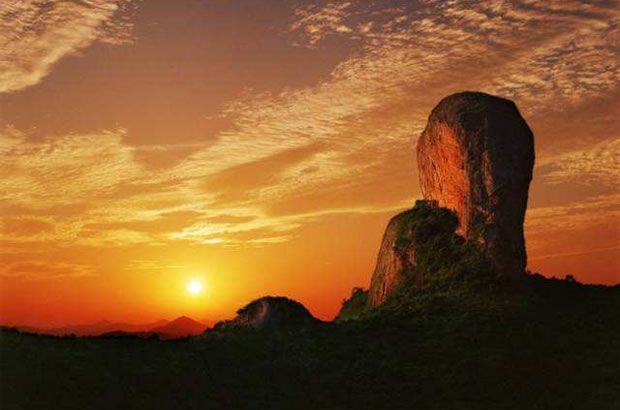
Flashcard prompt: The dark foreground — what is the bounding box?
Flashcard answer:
[2,276,619,410]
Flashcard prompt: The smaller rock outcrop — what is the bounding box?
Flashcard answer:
[214,296,321,331]
[367,209,420,307]
[366,200,465,307]
[335,287,368,321]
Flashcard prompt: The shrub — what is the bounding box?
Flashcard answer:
[336,288,369,321]
[402,200,491,281]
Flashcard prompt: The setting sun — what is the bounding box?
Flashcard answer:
[187,281,203,295]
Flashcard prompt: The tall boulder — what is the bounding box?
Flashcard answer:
[417,91,535,275]
[363,92,535,308]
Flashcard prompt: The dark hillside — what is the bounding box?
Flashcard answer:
[2,272,618,410]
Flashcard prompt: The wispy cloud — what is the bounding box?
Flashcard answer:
[290,1,355,46]
[524,192,619,272]
[290,0,619,111]
[0,260,94,280]
[0,122,408,249]
[125,259,186,271]
[529,246,620,262]
[168,202,407,247]
[539,138,620,186]
[0,127,144,208]
[0,0,137,93]
[526,193,620,234]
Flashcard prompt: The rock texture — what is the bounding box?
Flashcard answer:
[366,92,534,307]
[417,92,534,275]
[335,287,369,321]
[367,210,419,307]
[213,296,320,331]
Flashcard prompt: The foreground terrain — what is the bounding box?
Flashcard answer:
[2,275,619,410]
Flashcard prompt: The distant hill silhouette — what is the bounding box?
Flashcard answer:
[150,316,207,339]
[15,317,207,339]
[213,296,322,331]
[18,319,170,337]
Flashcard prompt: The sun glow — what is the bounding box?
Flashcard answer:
[187,280,203,295]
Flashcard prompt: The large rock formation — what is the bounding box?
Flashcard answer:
[364,92,534,308]
[417,92,534,275]
[213,296,321,331]
[367,210,419,307]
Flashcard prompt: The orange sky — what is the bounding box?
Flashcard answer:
[1,0,618,327]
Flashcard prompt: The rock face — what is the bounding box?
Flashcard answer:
[367,210,419,307]
[336,287,369,321]
[417,92,534,275]
[213,296,321,331]
[365,92,534,307]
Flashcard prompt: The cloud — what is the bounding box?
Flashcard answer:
[528,246,620,262]
[0,0,137,93]
[197,234,296,248]
[1,217,54,235]
[526,193,620,234]
[290,0,619,111]
[75,228,161,247]
[168,202,407,247]
[0,127,144,208]
[289,1,355,46]
[125,259,186,271]
[200,143,326,201]
[0,126,176,247]
[0,260,94,280]
[524,193,620,271]
[538,138,620,187]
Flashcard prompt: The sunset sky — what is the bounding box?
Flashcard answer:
[1,0,618,327]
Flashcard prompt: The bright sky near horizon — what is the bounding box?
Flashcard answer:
[1,0,618,327]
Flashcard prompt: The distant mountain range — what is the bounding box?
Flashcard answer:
[16,316,208,339]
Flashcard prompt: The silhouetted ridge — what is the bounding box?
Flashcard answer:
[150,316,206,339]
[214,296,320,331]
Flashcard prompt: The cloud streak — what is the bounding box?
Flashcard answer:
[0,260,94,280]
[0,0,137,93]
[539,138,620,187]
[290,0,619,110]
[0,127,143,208]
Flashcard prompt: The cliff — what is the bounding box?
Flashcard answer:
[417,92,535,275]
[364,92,535,308]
